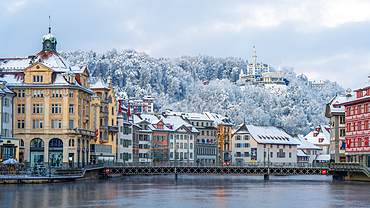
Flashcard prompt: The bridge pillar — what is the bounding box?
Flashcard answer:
[264,174,269,180]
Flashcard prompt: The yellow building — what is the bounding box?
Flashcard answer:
[2,30,96,168]
[90,74,118,163]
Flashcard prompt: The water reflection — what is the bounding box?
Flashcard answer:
[1,175,370,208]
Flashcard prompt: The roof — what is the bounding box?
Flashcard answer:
[235,124,300,145]
[90,73,110,90]
[297,149,308,157]
[326,94,351,116]
[204,112,233,126]
[0,58,31,72]
[304,125,330,146]
[140,114,161,124]
[160,115,199,133]
[292,135,322,150]
[184,113,212,121]
[315,154,330,161]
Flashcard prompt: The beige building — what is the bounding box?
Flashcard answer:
[90,73,118,163]
[2,30,96,168]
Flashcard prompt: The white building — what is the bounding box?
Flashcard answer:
[292,135,322,164]
[0,79,18,162]
[161,115,198,164]
[116,99,133,163]
[304,125,330,155]
[133,115,152,164]
[231,124,299,165]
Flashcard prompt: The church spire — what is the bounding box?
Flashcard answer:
[252,46,257,66]
[48,15,51,34]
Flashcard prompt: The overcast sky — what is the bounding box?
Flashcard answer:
[1,0,370,90]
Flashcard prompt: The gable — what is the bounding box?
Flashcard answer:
[23,62,54,84]
[23,62,53,73]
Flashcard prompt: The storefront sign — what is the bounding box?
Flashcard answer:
[251,148,257,162]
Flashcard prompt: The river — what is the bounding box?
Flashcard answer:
[0,175,370,208]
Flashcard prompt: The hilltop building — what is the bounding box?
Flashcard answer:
[239,49,286,85]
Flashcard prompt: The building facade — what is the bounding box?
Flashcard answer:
[3,31,95,168]
[336,79,370,166]
[231,124,299,165]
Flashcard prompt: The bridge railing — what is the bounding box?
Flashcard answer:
[95,162,328,168]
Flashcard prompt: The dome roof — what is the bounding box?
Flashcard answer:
[42,33,56,42]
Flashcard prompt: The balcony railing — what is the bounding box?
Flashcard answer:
[66,128,96,138]
[108,125,119,132]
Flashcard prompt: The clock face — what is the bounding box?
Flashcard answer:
[45,40,51,47]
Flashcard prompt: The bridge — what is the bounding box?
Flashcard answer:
[99,163,329,180]
[2,162,370,183]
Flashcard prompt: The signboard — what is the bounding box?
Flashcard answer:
[251,148,257,162]
[95,129,99,136]
[105,169,110,173]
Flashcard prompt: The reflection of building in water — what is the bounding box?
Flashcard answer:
[239,49,286,85]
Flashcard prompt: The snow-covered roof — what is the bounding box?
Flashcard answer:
[161,115,199,133]
[304,125,330,146]
[90,73,109,90]
[0,58,31,72]
[204,112,233,126]
[315,154,330,161]
[184,113,212,121]
[237,124,300,145]
[140,114,161,124]
[292,135,322,150]
[327,94,352,114]
[297,149,308,157]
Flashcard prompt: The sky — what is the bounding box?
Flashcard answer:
[1,0,370,90]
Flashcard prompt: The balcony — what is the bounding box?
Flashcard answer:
[108,125,119,132]
[66,128,97,138]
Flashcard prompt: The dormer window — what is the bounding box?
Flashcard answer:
[33,75,43,83]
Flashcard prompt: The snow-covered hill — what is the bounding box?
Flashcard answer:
[59,49,344,135]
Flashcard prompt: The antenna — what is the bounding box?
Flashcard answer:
[48,15,51,33]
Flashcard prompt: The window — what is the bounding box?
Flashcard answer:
[340,116,345,124]
[3,98,8,107]
[243,143,250,148]
[69,90,74,98]
[51,104,62,113]
[236,143,242,148]
[33,75,43,83]
[17,120,25,129]
[340,129,345,137]
[32,119,43,129]
[3,113,9,123]
[51,120,62,129]
[69,120,74,129]
[244,135,250,140]
[69,104,74,114]
[17,104,25,114]
[33,104,43,114]
[270,152,273,158]
[236,136,241,140]
[52,90,62,98]
[244,152,249,157]
[289,152,292,158]
[33,90,44,98]
[236,152,241,157]
[112,107,114,115]
[17,90,25,98]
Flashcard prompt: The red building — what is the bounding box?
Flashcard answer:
[336,85,370,166]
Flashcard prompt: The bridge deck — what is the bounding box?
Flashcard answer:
[104,166,328,175]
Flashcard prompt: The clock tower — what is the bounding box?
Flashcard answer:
[42,27,57,53]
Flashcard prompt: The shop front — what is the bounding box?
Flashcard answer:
[30,138,44,167]
[49,138,63,168]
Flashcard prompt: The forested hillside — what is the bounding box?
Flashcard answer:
[60,49,344,135]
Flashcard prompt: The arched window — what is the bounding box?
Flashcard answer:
[69,139,72,147]
[86,140,88,149]
[20,139,24,146]
[180,143,183,149]
[170,152,173,159]
[49,138,63,148]
[72,139,75,147]
[184,143,187,149]
[190,143,193,149]
[30,138,44,148]
[78,139,81,148]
